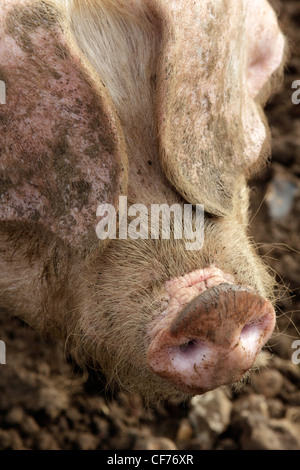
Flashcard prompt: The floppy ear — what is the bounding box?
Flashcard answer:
[246,0,286,101]
[155,0,285,216]
[0,0,127,253]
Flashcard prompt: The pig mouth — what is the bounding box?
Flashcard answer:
[147,266,276,395]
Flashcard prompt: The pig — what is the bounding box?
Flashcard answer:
[0,0,287,404]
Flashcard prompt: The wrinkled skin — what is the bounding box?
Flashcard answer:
[0,0,286,403]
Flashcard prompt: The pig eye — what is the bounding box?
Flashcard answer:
[203,210,217,221]
[201,208,223,222]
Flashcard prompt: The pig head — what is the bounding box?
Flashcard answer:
[0,0,286,403]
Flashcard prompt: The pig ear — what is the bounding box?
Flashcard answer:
[0,1,127,253]
[155,0,248,216]
[246,0,286,100]
[155,1,285,216]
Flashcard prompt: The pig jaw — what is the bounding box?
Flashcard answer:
[147,267,276,396]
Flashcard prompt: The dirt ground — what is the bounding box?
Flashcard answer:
[0,0,299,451]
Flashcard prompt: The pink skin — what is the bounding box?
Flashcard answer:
[147,266,276,395]
[149,266,235,339]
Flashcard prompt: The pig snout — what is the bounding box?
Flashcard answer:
[147,270,275,395]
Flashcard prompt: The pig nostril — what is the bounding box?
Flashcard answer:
[170,339,212,378]
[240,314,270,346]
[179,339,197,352]
[176,339,209,362]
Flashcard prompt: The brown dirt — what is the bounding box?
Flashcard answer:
[0,0,299,450]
